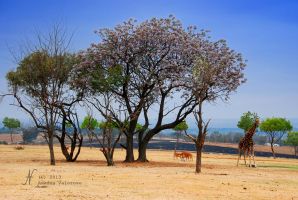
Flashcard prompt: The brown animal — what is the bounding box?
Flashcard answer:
[181,151,193,161]
[174,149,193,161]
[173,149,184,160]
[237,118,260,167]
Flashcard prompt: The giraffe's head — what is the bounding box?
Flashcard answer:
[255,118,260,126]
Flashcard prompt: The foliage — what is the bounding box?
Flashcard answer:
[98,120,117,129]
[173,121,188,131]
[285,132,298,146]
[237,111,259,132]
[2,117,20,129]
[97,120,143,132]
[81,115,98,130]
[260,118,292,134]
[4,25,82,165]
[260,117,293,158]
[135,123,144,131]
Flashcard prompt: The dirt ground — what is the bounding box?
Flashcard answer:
[0,145,297,200]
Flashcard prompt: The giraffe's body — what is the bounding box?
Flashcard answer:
[237,119,260,167]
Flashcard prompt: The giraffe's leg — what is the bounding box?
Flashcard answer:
[252,145,256,167]
[243,149,247,166]
[248,148,252,167]
[237,149,241,166]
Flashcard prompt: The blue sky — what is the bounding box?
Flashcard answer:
[0,0,298,128]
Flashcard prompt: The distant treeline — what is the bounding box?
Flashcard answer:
[166,131,273,145]
[0,128,286,146]
[205,131,268,145]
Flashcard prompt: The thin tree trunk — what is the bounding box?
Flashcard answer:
[270,142,276,159]
[195,145,202,173]
[124,135,134,162]
[48,134,56,165]
[10,130,13,144]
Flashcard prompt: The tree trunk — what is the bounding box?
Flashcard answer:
[270,142,276,159]
[107,154,114,166]
[124,135,134,162]
[104,152,114,166]
[48,135,56,165]
[195,145,203,173]
[295,146,297,157]
[137,140,149,162]
[72,137,83,162]
[10,130,13,144]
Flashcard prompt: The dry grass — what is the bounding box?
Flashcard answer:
[0,145,297,200]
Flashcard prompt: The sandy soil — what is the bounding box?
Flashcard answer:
[0,145,297,200]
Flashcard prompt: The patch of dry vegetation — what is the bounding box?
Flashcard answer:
[0,145,297,200]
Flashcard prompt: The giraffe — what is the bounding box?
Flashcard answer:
[237,118,260,167]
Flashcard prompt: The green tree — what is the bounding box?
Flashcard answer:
[81,115,98,130]
[237,111,259,132]
[260,117,293,158]
[285,132,298,156]
[173,120,189,132]
[2,117,21,144]
[4,25,81,165]
[173,120,189,150]
[81,115,98,148]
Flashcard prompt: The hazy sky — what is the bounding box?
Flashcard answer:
[0,0,297,127]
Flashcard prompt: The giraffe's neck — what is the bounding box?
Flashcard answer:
[246,122,257,139]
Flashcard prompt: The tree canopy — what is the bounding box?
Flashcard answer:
[260,118,292,133]
[237,111,259,132]
[81,115,98,130]
[72,16,246,162]
[173,120,189,131]
[286,132,298,146]
[2,117,20,129]
[285,132,298,156]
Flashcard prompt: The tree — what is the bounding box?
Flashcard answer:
[184,38,246,173]
[96,116,122,166]
[285,132,298,156]
[74,16,201,162]
[2,117,21,144]
[83,92,123,166]
[173,121,188,149]
[237,111,259,132]
[4,25,78,165]
[75,16,246,163]
[81,115,98,148]
[55,107,83,162]
[260,118,293,158]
